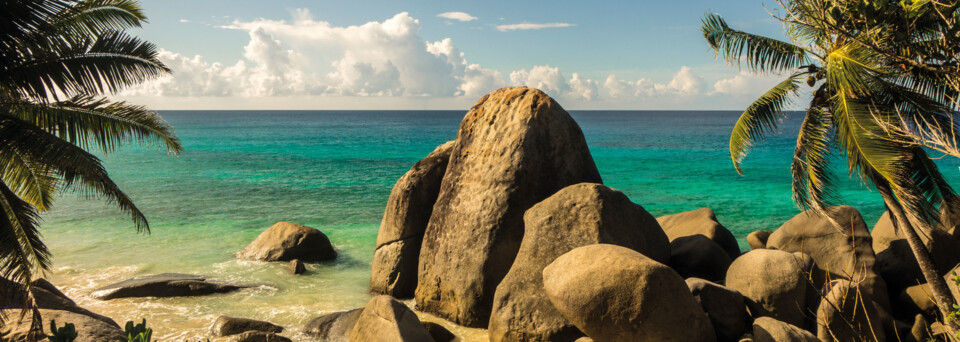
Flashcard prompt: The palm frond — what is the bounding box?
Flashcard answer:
[0,115,148,231]
[730,73,804,174]
[792,99,837,212]
[702,13,811,73]
[825,43,890,96]
[3,30,169,101]
[51,0,146,38]
[9,96,182,154]
[0,181,46,339]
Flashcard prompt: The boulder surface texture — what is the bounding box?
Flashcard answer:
[416,87,603,327]
[489,182,670,342]
[542,244,715,342]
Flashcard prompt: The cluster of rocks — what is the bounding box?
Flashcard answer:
[365,87,960,341]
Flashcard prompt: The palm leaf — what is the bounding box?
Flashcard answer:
[3,30,169,101]
[0,114,148,231]
[730,73,804,174]
[9,96,182,154]
[0,180,46,339]
[51,0,146,38]
[791,95,837,212]
[702,13,811,73]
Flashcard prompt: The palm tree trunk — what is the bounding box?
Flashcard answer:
[877,183,960,340]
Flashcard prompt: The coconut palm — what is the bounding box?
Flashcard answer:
[702,0,960,335]
[0,0,179,338]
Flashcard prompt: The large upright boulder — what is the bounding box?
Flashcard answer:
[725,250,812,328]
[669,235,731,282]
[1,278,124,342]
[657,208,741,259]
[237,222,336,262]
[489,183,670,342]
[416,87,603,327]
[542,244,715,342]
[766,206,885,303]
[370,141,454,297]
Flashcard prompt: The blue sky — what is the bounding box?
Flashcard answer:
[120,0,794,110]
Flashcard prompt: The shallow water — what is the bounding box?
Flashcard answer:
[41,110,960,341]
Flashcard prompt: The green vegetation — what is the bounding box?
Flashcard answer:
[46,320,77,342]
[0,0,179,337]
[124,319,153,342]
[702,0,960,336]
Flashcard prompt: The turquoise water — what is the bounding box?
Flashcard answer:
[41,110,960,341]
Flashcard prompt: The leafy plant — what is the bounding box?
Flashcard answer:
[702,0,960,336]
[0,0,179,337]
[46,319,77,342]
[124,319,152,342]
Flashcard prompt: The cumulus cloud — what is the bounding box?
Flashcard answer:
[126,10,734,108]
[710,71,787,98]
[496,22,574,32]
[437,11,477,22]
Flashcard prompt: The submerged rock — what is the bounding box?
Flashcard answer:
[349,295,434,342]
[1,278,124,342]
[288,259,305,275]
[657,208,741,259]
[542,244,715,342]
[210,316,283,337]
[237,222,336,262]
[416,87,603,327]
[91,273,253,300]
[489,183,670,342]
[370,141,454,298]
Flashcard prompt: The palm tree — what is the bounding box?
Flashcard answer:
[702,0,960,336]
[0,0,180,338]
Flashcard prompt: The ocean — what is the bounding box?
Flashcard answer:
[41,110,960,341]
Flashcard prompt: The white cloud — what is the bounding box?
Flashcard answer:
[437,11,477,22]
[179,19,189,23]
[496,22,574,32]
[711,71,787,97]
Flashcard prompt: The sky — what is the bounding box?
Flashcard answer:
[117,0,796,110]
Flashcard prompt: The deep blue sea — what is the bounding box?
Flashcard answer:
[40,110,960,340]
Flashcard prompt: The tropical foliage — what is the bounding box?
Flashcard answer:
[702,0,960,335]
[0,0,178,338]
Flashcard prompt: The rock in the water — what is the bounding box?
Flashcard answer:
[303,309,362,342]
[416,87,603,327]
[210,316,283,337]
[1,278,124,342]
[686,278,748,342]
[288,259,305,275]
[349,295,434,342]
[747,230,772,250]
[227,331,291,342]
[725,250,811,328]
[542,244,715,342]
[669,235,732,282]
[91,273,252,300]
[767,206,886,305]
[489,183,670,342]
[657,208,741,259]
[237,222,336,262]
[751,317,817,342]
[370,141,454,297]
[817,279,886,342]
[422,322,455,342]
